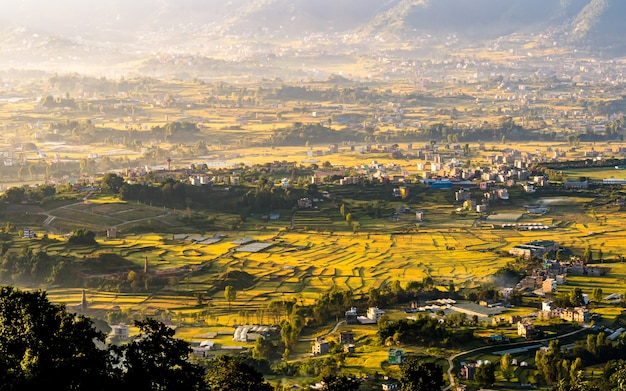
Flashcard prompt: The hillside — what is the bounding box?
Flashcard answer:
[1,0,626,76]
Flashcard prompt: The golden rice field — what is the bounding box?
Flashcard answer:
[22,186,626,343]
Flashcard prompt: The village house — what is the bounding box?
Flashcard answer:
[367,307,385,321]
[517,321,535,338]
[339,331,355,345]
[312,339,330,355]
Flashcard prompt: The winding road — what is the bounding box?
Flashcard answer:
[443,326,590,390]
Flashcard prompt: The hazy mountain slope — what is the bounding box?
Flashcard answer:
[569,0,626,50]
[216,0,398,36]
[361,0,589,39]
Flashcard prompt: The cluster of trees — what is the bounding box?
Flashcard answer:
[533,336,626,390]
[0,247,74,285]
[0,184,56,204]
[269,123,354,146]
[0,285,454,391]
[366,277,448,309]
[377,314,473,347]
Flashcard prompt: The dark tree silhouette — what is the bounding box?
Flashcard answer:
[0,286,115,390]
[205,355,272,391]
[400,357,444,391]
[114,318,205,391]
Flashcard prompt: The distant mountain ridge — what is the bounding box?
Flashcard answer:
[0,0,624,49]
[1,0,626,75]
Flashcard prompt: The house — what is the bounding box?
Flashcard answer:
[542,278,557,293]
[509,240,558,259]
[111,324,129,341]
[367,307,385,321]
[22,228,35,239]
[517,321,535,338]
[297,198,313,208]
[460,363,477,380]
[106,227,117,239]
[561,307,590,323]
[344,344,355,353]
[345,307,359,324]
[339,331,355,345]
[388,348,405,364]
[382,383,399,391]
[312,339,330,355]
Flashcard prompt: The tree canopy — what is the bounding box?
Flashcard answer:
[399,357,444,391]
[0,286,114,391]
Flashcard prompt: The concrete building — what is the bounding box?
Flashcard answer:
[312,339,330,355]
[367,307,385,321]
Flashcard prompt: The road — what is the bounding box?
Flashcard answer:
[299,320,346,342]
[443,326,589,390]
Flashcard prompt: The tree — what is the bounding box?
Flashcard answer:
[475,362,496,388]
[399,357,444,391]
[225,285,237,310]
[583,246,593,263]
[205,355,272,391]
[345,213,352,225]
[100,173,125,194]
[592,288,603,303]
[68,228,97,245]
[569,288,585,307]
[501,353,514,381]
[0,286,115,390]
[3,187,25,204]
[114,318,205,391]
[321,374,361,391]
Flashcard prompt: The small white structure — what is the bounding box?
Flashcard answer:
[111,324,129,341]
[367,307,385,321]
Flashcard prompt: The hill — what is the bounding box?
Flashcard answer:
[1,0,626,76]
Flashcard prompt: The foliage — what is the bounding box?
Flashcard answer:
[113,318,205,391]
[0,286,114,390]
[377,314,459,347]
[320,374,361,391]
[474,362,496,388]
[311,287,353,324]
[500,353,513,381]
[100,173,126,193]
[68,228,97,245]
[399,357,444,391]
[205,355,272,391]
[224,285,237,310]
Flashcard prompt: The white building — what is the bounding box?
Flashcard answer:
[367,307,385,321]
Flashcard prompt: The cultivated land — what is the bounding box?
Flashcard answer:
[2,65,626,389]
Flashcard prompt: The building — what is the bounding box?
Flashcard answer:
[106,227,117,239]
[345,307,359,324]
[388,348,405,364]
[509,240,558,259]
[561,307,590,323]
[339,331,355,345]
[367,307,385,321]
[22,228,35,239]
[312,339,330,355]
[382,383,399,391]
[460,363,477,380]
[517,321,535,338]
[542,278,557,293]
[111,324,129,341]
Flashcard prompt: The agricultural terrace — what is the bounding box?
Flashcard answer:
[7,184,626,319]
